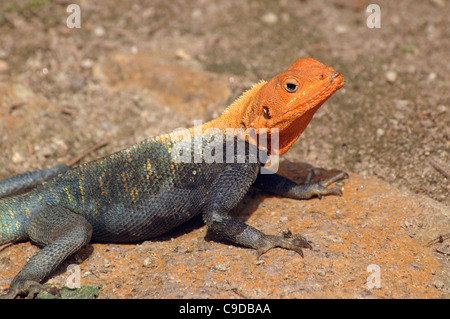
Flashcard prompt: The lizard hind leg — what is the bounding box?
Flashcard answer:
[1,206,92,299]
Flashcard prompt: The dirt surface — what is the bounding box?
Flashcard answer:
[1,167,448,299]
[0,0,448,299]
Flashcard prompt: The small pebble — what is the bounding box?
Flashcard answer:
[385,71,397,83]
[431,280,444,289]
[12,152,24,164]
[213,263,228,271]
[81,59,94,69]
[335,25,348,34]
[436,105,446,113]
[0,60,10,72]
[94,26,105,37]
[142,257,153,268]
[395,99,409,109]
[376,128,385,138]
[175,48,191,60]
[427,73,436,82]
[261,12,278,25]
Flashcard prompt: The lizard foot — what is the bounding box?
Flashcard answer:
[256,231,312,258]
[294,169,349,199]
[0,280,59,299]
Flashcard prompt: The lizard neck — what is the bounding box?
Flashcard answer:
[194,80,267,133]
[158,80,267,147]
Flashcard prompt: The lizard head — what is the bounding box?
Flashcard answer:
[245,57,344,155]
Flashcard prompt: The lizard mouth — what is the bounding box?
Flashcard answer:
[307,70,343,110]
[331,71,344,89]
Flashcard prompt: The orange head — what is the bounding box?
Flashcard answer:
[242,58,344,155]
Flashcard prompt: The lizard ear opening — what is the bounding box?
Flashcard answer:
[284,78,299,93]
[263,106,271,119]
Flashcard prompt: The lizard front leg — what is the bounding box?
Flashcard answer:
[253,169,348,200]
[1,205,92,299]
[202,163,311,258]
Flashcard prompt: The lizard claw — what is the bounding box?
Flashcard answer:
[256,233,312,259]
[0,280,58,299]
[292,170,349,200]
[319,171,349,188]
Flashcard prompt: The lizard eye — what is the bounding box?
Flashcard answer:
[263,106,271,119]
[284,78,299,93]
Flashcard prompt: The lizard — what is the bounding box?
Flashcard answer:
[0,57,346,298]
